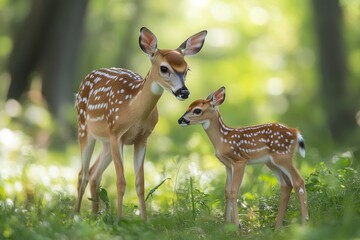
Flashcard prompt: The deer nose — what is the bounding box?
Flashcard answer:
[174,87,190,100]
[180,88,190,98]
[178,117,190,125]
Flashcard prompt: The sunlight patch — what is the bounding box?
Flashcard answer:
[5,99,22,117]
[48,165,60,178]
[266,77,284,96]
[207,28,238,48]
[188,0,209,8]
[134,209,140,216]
[188,161,201,176]
[14,181,23,192]
[0,128,22,150]
[249,6,269,25]
[211,2,233,22]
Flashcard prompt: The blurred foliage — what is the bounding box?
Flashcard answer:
[0,0,359,157]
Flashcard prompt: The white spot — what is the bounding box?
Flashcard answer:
[299,187,305,195]
[88,115,104,122]
[95,70,118,80]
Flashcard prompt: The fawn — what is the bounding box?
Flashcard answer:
[75,27,207,221]
[178,87,309,229]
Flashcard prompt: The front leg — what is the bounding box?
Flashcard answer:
[110,134,126,222]
[231,162,246,227]
[224,166,232,223]
[216,153,233,223]
[134,141,147,220]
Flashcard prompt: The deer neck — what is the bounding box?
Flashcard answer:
[130,70,163,120]
[203,110,232,149]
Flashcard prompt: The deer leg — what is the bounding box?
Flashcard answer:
[266,162,292,229]
[230,162,246,227]
[110,135,126,222]
[276,173,292,229]
[75,137,96,213]
[224,166,232,223]
[289,166,309,225]
[89,142,112,214]
[134,141,147,220]
[271,157,309,226]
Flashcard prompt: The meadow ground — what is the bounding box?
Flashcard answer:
[0,143,359,239]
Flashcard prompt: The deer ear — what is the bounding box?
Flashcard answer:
[139,27,158,55]
[178,30,207,56]
[208,87,226,107]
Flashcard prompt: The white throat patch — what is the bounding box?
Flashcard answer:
[151,82,164,96]
[202,120,210,130]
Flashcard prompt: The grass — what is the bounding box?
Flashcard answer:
[0,159,359,240]
[0,103,359,239]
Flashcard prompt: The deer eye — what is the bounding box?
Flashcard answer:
[160,66,169,74]
[193,109,202,115]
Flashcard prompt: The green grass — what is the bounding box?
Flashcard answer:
[0,103,359,239]
[0,160,359,240]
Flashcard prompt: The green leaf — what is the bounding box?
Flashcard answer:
[98,187,109,203]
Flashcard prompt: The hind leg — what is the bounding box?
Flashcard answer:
[289,166,309,224]
[75,136,96,213]
[266,162,292,229]
[270,156,309,226]
[89,142,112,213]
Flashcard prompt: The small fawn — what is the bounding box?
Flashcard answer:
[178,87,309,229]
[75,27,207,221]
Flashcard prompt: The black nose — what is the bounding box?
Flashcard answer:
[178,117,190,125]
[179,88,190,99]
[174,87,190,99]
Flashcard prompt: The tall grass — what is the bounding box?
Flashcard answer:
[0,157,359,239]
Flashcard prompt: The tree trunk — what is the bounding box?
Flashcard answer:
[40,0,88,119]
[7,0,88,144]
[7,0,59,100]
[312,0,355,141]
